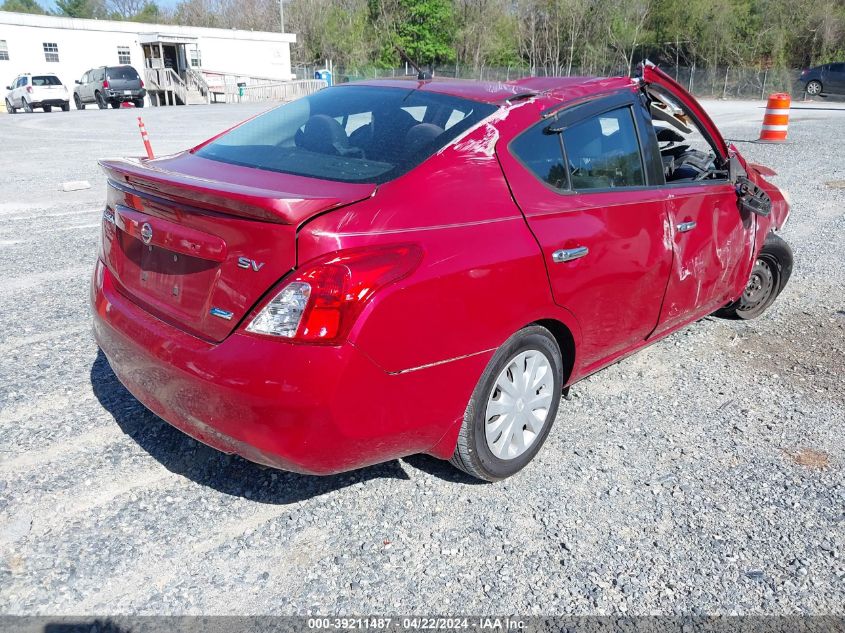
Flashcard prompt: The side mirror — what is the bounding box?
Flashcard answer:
[75,80,81,84]
[5,86,11,90]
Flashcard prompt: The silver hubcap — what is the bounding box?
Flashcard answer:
[485,350,554,460]
[807,82,821,95]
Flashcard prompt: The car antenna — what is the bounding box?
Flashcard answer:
[395,45,432,81]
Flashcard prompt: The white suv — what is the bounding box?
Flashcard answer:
[5,73,70,113]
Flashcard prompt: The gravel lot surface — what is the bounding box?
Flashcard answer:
[0,98,843,616]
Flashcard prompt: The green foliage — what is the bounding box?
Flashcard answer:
[394,0,456,69]
[168,0,845,75]
[0,0,45,14]
[128,1,161,22]
[53,0,101,18]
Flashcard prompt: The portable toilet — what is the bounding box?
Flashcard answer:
[315,69,333,87]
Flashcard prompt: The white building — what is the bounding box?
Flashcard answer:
[0,11,296,105]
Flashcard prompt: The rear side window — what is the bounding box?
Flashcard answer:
[107,66,139,80]
[829,63,845,73]
[509,122,568,190]
[32,75,61,86]
[195,86,496,184]
[563,107,644,190]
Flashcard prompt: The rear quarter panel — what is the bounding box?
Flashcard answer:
[297,106,581,374]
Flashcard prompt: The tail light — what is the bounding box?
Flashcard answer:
[140,79,145,88]
[103,79,110,89]
[26,86,32,93]
[246,245,423,344]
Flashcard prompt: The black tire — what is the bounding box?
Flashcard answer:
[61,101,70,112]
[5,98,15,114]
[714,232,793,320]
[95,92,107,109]
[43,105,52,113]
[134,98,145,108]
[450,325,563,481]
[805,80,823,97]
[74,94,84,110]
[110,101,120,109]
[22,98,33,113]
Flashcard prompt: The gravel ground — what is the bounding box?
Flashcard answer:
[0,99,843,616]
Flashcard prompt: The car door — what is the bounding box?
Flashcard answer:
[826,63,845,94]
[78,71,89,101]
[16,76,27,107]
[7,75,20,104]
[639,64,755,337]
[499,91,673,369]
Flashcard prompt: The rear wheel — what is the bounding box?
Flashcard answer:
[22,98,33,113]
[450,325,563,481]
[74,94,84,110]
[134,98,145,108]
[714,232,793,320]
[43,105,52,113]
[805,80,823,96]
[61,101,70,112]
[95,92,107,109]
[5,98,15,114]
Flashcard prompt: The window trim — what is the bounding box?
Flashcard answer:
[508,90,654,195]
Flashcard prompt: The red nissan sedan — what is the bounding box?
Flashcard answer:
[92,64,793,481]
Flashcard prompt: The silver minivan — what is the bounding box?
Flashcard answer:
[74,65,146,109]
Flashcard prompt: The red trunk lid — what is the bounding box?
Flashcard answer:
[99,153,376,342]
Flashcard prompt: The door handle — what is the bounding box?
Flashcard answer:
[552,246,589,263]
[676,221,697,233]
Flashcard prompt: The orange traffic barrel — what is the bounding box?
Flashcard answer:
[758,93,790,142]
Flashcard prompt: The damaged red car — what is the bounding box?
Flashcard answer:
[92,63,793,481]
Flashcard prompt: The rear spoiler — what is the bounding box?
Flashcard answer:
[99,157,371,225]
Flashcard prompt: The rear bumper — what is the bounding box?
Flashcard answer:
[91,259,480,474]
[105,89,146,101]
[32,98,68,107]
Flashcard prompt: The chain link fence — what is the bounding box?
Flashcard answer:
[293,63,811,100]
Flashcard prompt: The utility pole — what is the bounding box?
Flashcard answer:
[279,0,285,33]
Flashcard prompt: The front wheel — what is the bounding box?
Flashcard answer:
[74,94,84,110]
[450,325,563,481]
[714,232,793,320]
[5,98,15,114]
[805,80,823,97]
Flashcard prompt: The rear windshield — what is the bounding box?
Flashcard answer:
[107,66,139,80]
[195,85,497,184]
[32,75,62,86]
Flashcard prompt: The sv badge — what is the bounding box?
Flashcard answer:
[237,257,265,272]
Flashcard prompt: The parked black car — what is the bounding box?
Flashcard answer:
[800,63,845,97]
[74,65,146,109]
